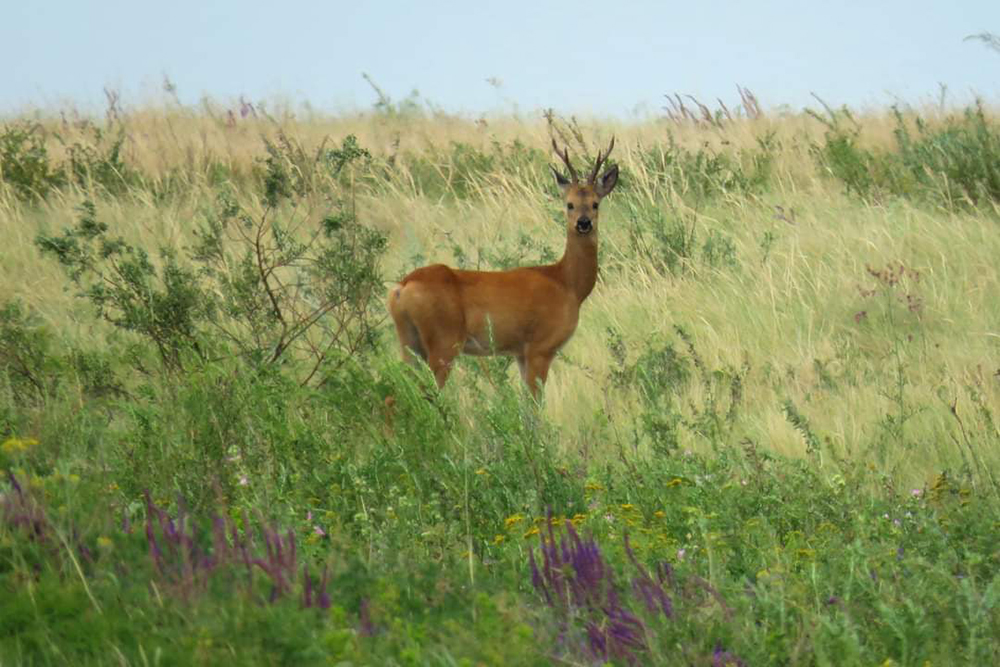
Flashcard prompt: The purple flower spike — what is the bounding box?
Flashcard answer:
[529,512,655,664]
[317,565,331,610]
[7,471,24,498]
[713,643,746,667]
[359,598,375,637]
[303,566,313,608]
[132,494,333,610]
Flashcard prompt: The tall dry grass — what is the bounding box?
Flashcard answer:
[2,100,999,489]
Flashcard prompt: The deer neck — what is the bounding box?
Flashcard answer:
[557,231,599,304]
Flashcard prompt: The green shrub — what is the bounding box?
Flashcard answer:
[639,135,774,202]
[813,102,1000,209]
[37,136,387,383]
[893,103,1000,208]
[0,123,66,201]
[402,139,548,199]
[66,126,142,196]
[0,300,61,406]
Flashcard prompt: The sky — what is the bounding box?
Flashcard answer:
[3,1,1000,117]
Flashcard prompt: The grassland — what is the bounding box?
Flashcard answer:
[1,96,999,665]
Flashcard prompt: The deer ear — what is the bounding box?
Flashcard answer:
[596,164,619,197]
[551,165,572,191]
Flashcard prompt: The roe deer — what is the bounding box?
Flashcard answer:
[387,137,619,398]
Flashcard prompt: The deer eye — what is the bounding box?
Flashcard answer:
[592,202,599,210]
[567,203,574,210]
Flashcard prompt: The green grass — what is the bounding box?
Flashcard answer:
[1,100,999,665]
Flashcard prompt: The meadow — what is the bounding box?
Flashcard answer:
[1,91,999,665]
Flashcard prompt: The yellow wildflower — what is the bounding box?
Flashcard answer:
[493,534,505,545]
[620,503,635,512]
[654,510,666,518]
[523,526,540,539]
[504,514,524,528]
[2,437,39,455]
[97,536,113,550]
[666,477,685,488]
[475,468,487,476]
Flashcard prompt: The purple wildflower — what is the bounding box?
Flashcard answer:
[139,493,332,611]
[316,565,331,610]
[303,567,313,608]
[359,598,376,636]
[529,512,651,664]
[713,643,746,666]
[3,472,49,541]
[624,533,673,619]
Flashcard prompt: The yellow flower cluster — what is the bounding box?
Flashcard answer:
[499,512,590,542]
[1,436,39,455]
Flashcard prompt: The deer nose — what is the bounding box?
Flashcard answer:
[576,217,593,234]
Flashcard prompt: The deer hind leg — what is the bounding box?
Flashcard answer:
[393,313,427,365]
[393,314,458,388]
[388,285,430,366]
[521,351,555,400]
[401,306,462,389]
[389,282,464,389]
[418,332,462,388]
[516,356,529,386]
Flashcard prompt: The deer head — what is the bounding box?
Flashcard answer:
[550,137,619,237]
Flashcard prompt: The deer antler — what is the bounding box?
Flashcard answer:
[551,138,579,183]
[589,136,615,184]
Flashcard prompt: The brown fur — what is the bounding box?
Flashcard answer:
[387,139,619,399]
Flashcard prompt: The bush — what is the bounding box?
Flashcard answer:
[37,135,387,383]
[66,125,142,196]
[893,103,1000,208]
[813,102,1000,209]
[0,123,66,201]
[638,135,774,202]
[0,300,61,406]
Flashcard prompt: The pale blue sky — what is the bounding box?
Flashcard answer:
[3,1,999,116]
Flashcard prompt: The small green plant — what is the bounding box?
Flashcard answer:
[608,328,689,453]
[622,201,696,275]
[854,263,925,465]
[608,325,747,455]
[401,139,548,200]
[623,202,738,275]
[0,123,66,201]
[701,229,738,269]
[0,299,124,410]
[66,125,140,196]
[0,300,60,405]
[638,135,773,203]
